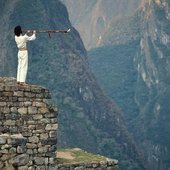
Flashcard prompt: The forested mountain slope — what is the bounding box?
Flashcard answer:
[88,0,170,169]
[0,0,146,169]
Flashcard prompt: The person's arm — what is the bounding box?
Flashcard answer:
[25,30,36,41]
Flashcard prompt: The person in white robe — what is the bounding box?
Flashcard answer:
[14,25,36,86]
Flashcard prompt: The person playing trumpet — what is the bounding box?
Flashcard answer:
[14,25,36,86]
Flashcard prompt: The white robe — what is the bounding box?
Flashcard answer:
[15,34,36,82]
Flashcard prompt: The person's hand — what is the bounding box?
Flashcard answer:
[27,30,31,34]
[33,30,36,34]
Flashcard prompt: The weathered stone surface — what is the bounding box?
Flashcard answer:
[45,124,58,131]
[33,101,46,107]
[18,107,28,114]
[1,144,11,149]
[33,114,43,120]
[3,107,10,113]
[4,120,16,126]
[38,146,49,153]
[0,136,7,144]
[38,107,49,114]
[0,78,58,169]
[17,145,27,153]
[10,107,18,113]
[33,157,45,165]
[0,102,6,106]
[28,136,39,143]
[28,106,37,114]
[40,133,48,140]
[26,143,37,149]
[49,131,57,138]
[14,91,24,97]
[11,154,29,166]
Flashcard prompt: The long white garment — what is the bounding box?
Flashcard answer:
[15,34,36,82]
[17,50,28,82]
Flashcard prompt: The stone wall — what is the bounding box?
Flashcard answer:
[57,160,118,170]
[0,77,58,169]
[0,77,118,170]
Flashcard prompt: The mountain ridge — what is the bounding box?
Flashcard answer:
[0,0,146,169]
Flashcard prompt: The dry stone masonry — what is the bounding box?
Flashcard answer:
[0,77,58,169]
[0,77,118,170]
[57,161,118,170]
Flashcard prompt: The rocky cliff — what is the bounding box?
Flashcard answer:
[134,1,170,169]
[87,0,170,169]
[0,0,146,170]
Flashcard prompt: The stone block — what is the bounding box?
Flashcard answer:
[26,143,37,149]
[28,107,37,114]
[40,133,48,140]
[0,136,7,144]
[0,86,4,91]
[4,120,16,126]
[33,102,46,107]
[8,134,27,146]
[9,147,17,153]
[45,124,58,131]
[33,149,38,154]
[28,136,39,143]
[0,102,6,106]
[0,113,5,120]
[22,132,32,137]
[41,137,57,145]
[11,153,29,166]
[11,107,18,113]
[49,131,57,138]
[24,92,35,98]
[24,101,32,106]
[14,91,24,97]
[0,149,8,153]
[27,121,37,125]
[27,149,33,154]
[5,85,12,91]
[33,114,43,120]
[0,97,7,101]
[3,107,10,113]
[49,158,55,164]
[38,146,49,153]
[39,118,50,124]
[8,96,18,102]
[17,145,27,153]
[1,144,11,149]
[3,92,13,96]
[0,161,4,169]
[49,144,57,152]
[1,153,12,161]
[38,107,49,114]
[44,113,56,118]
[18,165,29,170]
[18,108,28,114]
[33,157,45,165]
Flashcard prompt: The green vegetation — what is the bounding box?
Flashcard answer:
[57,148,109,164]
[88,41,140,123]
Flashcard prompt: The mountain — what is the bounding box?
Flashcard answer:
[133,1,170,169]
[69,0,170,169]
[61,0,141,49]
[0,0,147,169]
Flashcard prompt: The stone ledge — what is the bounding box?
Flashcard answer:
[0,77,51,98]
[57,160,118,170]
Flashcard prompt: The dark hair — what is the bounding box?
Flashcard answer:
[14,25,22,36]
